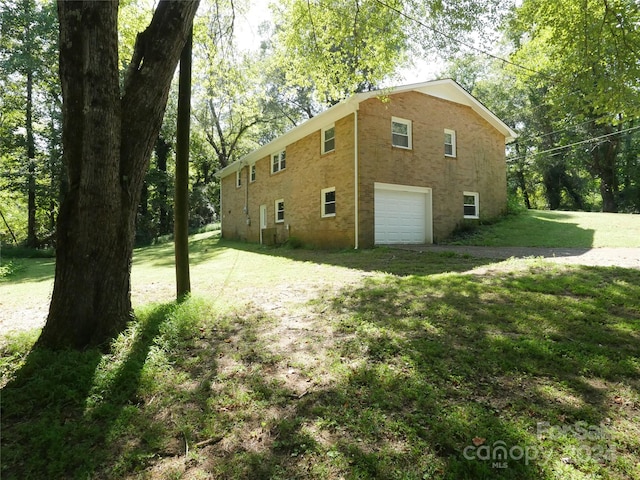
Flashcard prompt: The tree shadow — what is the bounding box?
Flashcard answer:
[0,301,217,479]
[182,264,639,479]
[222,239,498,277]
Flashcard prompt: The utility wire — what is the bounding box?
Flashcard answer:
[508,124,640,162]
[373,0,542,76]
[373,0,637,146]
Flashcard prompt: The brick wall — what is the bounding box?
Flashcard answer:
[357,91,507,247]
[221,90,508,249]
[220,114,357,248]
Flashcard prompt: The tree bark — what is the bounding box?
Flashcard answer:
[36,0,199,350]
[590,125,620,213]
[174,31,192,301]
[26,68,38,248]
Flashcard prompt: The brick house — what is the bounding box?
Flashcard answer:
[215,79,516,248]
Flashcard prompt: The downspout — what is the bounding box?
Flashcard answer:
[354,110,359,249]
[218,175,223,234]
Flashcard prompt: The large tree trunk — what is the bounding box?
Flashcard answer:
[36,0,199,350]
[174,31,193,301]
[590,125,620,213]
[26,69,38,248]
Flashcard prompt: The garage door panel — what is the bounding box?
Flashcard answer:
[375,185,431,245]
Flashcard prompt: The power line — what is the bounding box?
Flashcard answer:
[373,0,636,144]
[373,0,542,76]
[507,124,640,162]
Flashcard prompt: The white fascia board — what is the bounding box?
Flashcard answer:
[214,79,517,180]
[214,97,359,179]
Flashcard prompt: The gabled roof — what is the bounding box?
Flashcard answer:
[215,78,518,179]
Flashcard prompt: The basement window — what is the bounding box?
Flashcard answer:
[463,192,479,219]
[275,199,285,223]
[321,187,336,217]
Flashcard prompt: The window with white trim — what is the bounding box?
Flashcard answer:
[275,199,285,223]
[391,117,412,149]
[271,150,286,173]
[445,129,457,157]
[250,164,256,182]
[321,187,336,217]
[463,192,479,219]
[322,125,335,154]
[235,170,242,188]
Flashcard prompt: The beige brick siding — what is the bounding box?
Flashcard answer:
[220,114,357,247]
[221,90,507,248]
[357,91,507,247]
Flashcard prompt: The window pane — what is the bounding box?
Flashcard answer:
[464,195,476,205]
[445,144,453,156]
[324,137,335,152]
[392,133,409,147]
[280,151,286,169]
[392,122,408,135]
[325,203,336,215]
[445,132,453,144]
[325,127,335,141]
[464,205,477,216]
[325,190,335,203]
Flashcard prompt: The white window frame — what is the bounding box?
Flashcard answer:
[271,150,286,174]
[275,199,285,223]
[463,191,479,219]
[250,164,256,182]
[445,129,457,158]
[321,125,335,154]
[391,116,412,149]
[321,187,336,218]
[235,170,242,188]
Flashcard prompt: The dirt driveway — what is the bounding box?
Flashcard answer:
[393,245,640,269]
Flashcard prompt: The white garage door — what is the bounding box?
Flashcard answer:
[375,183,432,245]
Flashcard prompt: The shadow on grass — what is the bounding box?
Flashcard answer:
[0,301,213,479]
[188,264,639,479]
[447,210,597,248]
[3,263,639,479]
[221,239,498,277]
[133,231,226,268]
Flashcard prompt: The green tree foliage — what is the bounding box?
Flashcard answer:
[507,0,640,212]
[271,0,506,105]
[0,0,61,246]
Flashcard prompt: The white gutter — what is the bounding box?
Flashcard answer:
[354,110,359,250]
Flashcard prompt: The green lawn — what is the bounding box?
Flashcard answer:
[447,209,640,248]
[1,216,640,479]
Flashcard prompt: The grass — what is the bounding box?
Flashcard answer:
[1,214,640,479]
[447,210,640,248]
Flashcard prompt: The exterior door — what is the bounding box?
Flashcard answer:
[259,204,267,244]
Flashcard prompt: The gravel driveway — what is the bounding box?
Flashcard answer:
[392,245,640,269]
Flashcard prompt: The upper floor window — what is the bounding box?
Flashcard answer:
[391,117,412,149]
[235,170,242,188]
[445,129,457,157]
[250,164,256,182]
[322,125,335,154]
[321,187,336,217]
[463,192,479,219]
[275,198,285,223]
[272,150,286,174]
